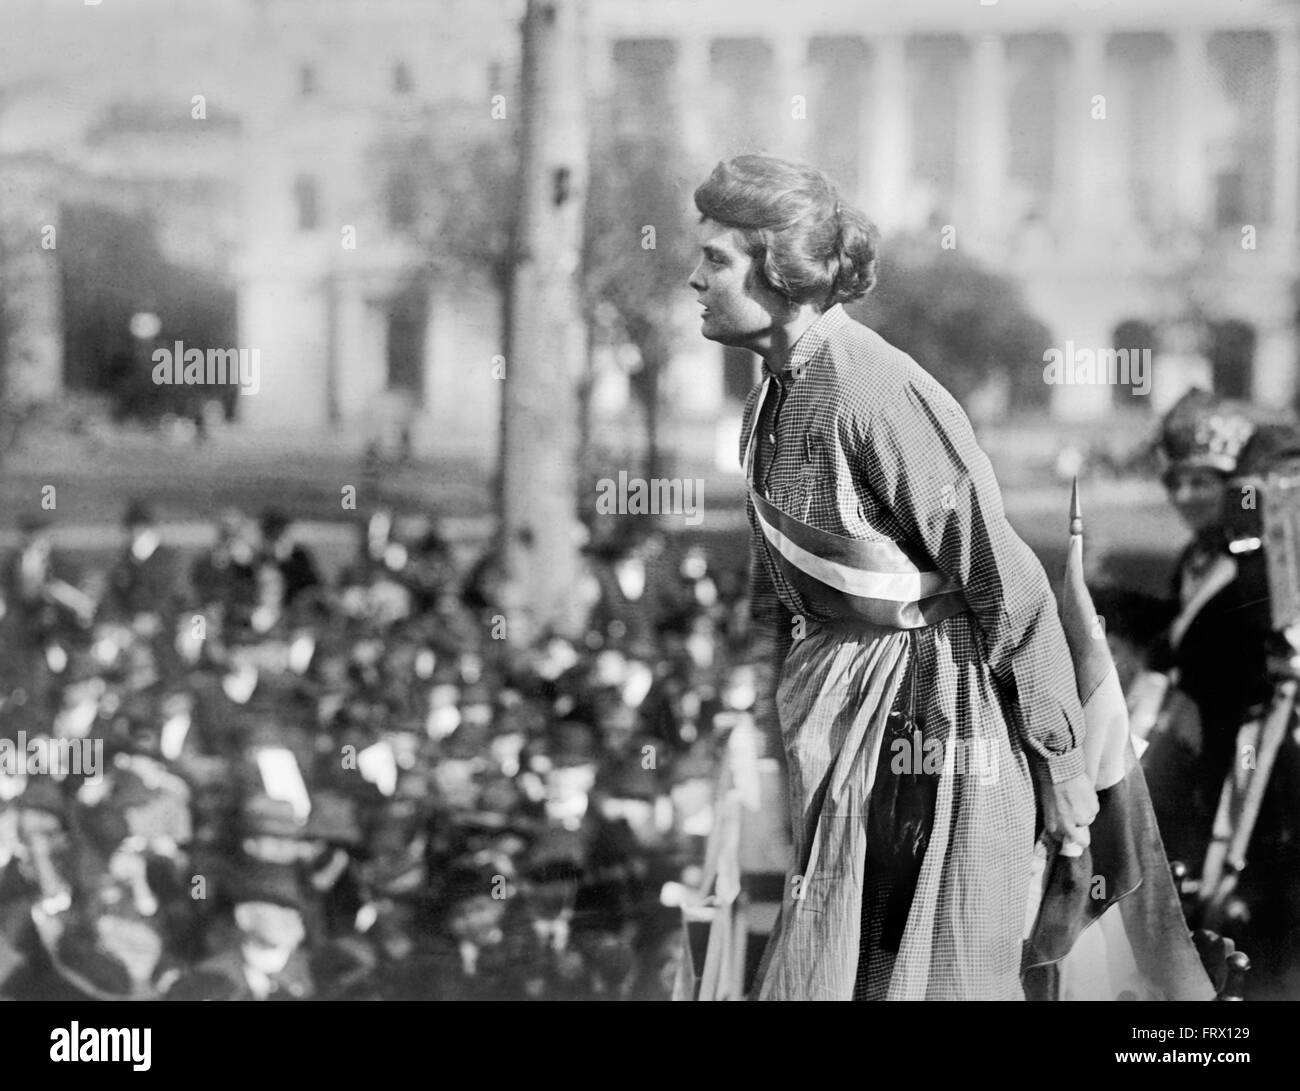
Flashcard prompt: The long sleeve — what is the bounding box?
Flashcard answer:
[855,377,1086,785]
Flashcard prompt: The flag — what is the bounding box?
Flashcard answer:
[1022,479,1215,1000]
[672,715,760,1001]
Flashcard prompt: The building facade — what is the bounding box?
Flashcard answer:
[1,0,1297,458]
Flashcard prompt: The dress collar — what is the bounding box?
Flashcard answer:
[763,304,848,383]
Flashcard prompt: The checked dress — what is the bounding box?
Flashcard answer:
[742,304,1087,1001]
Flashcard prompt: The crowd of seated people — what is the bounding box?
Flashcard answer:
[0,503,759,1000]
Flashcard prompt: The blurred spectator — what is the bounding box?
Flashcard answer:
[0,504,766,1001]
[191,507,261,637]
[104,501,184,635]
[259,508,322,610]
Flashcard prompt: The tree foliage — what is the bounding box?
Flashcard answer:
[583,121,697,475]
[851,234,1053,409]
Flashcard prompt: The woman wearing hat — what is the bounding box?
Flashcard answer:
[1154,391,1300,994]
[689,155,1096,1000]
[1152,391,1274,859]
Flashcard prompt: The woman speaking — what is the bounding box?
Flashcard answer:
[688,155,1097,1000]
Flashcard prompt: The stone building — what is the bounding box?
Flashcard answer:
[1,0,1297,459]
[598,0,1300,425]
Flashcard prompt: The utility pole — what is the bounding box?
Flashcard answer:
[500,0,590,645]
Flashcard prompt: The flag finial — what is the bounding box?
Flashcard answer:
[1069,477,1083,536]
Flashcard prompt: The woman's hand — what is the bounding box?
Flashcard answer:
[1042,772,1099,855]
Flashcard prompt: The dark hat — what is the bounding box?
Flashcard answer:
[443,717,491,760]
[551,720,599,767]
[81,802,133,860]
[1234,420,1300,478]
[599,753,661,801]
[1159,389,1255,475]
[460,680,494,708]
[525,826,587,878]
[232,860,304,911]
[303,789,363,847]
[259,507,293,541]
[441,858,496,905]
[288,585,337,628]
[239,793,303,840]
[166,967,242,1001]
[667,741,716,785]
[17,512,53,536]
[109,767,156,810]
[122,499,157,529]
[477,774,522,814]
[368,797,421,840]
[55,918,134,998]
[18,776,66,818]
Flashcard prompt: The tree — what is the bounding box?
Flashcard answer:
[583,122,697,480]
[852,233,1053,410]
[498,0,589,644]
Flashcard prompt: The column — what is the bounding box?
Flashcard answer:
[970,33,1008,256]
[864,35,908,232]
[1064,30,1108,246]
[235,269,329,432]
[1272,23,1300,251]
[772,33,810,161]
[1253,321,1297,408]
[676,34,713,171]
[1049,315,1122,421]
[1173,29,1210,227]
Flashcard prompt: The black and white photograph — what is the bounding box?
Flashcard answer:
[0,0,1297,1042]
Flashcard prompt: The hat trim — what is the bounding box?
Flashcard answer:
[1168,454,1236,474]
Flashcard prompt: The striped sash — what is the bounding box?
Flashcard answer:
[744,378,966,630]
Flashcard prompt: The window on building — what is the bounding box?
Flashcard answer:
[387,281,429,404]
[294,176,320,231]
[1211,319,1256,400]
[393,62,413,95]
[1111,319,1158,409]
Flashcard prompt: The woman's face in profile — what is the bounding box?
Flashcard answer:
[688,218,788,349]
